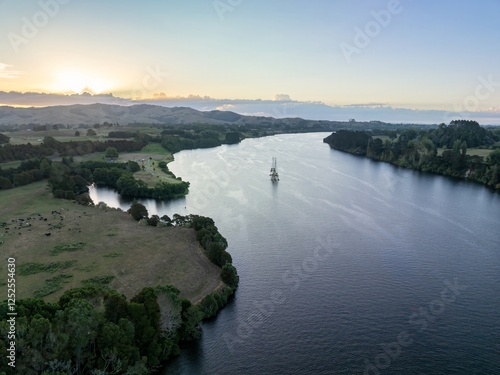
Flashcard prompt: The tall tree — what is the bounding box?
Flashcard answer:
[460,141,468,155]
[127,201,148,221]
[105,147,119,160]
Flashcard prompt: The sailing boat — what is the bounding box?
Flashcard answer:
[270,157,279,182]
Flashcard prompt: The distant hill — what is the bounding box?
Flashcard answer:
[0,103,435,132]
[0,103,283,126]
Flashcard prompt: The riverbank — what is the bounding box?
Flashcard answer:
[323,128,500,191]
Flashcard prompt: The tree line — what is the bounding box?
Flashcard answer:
[0,156,190,202]
[0,158,48,190]
[0,284,227,374]
[324,121,500,190]
[81,160,190,200]
[159,127,241,154]
[0,212,238,375]
[126,207,238,276]
[0,137,146,163]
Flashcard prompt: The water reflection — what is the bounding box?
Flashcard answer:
[88,184,188,217]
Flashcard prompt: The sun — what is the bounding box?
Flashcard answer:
[52,70,112,94]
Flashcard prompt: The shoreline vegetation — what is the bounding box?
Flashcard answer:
[323,120,500,191]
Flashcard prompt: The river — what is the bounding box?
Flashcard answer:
[89,133,500,374]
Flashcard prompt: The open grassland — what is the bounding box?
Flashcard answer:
[120,144,180,185]
[437,147,495,157]
[0,181,221,303]
[372,135,391,142]
[0,160,22,169]
[126,126,165,136]
[133,168,181,186]
[465,148,495,157]
[6,128,109,145]
[137,142,174,157]
[5,126,164,145]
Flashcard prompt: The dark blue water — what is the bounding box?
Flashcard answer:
[90,133,500,374]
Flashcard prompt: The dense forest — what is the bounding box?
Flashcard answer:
[159,127,241,153]
[0,214,238,375]
[324,120,500,190]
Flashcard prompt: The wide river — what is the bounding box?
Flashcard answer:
[90,133,500,374]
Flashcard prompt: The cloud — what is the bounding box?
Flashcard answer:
[273,94,292,101]
[0,63,22,79]
[0,91,129,107]
[342,102,389,108]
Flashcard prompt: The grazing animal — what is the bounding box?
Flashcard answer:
[45,233,51,236]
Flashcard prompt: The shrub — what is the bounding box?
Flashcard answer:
[220,264,239,288]
[128,201,148,221]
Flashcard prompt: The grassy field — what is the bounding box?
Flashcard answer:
[465,148,494,157]
[0,181,221,303]
[133,168,181,186]
[137,142,173,157]
[0,160,22,169]
[51,143,181,185]
[372,135,391,142]
[6,128,107,145]
[119,144,180,185]
[437,147,494,157]
[5,126,165,145]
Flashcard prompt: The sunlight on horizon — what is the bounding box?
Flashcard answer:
[50,69,114,95]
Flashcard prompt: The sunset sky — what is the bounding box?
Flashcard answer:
[0,0,499,123]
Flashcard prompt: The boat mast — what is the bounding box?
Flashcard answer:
[270,157,279,182]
